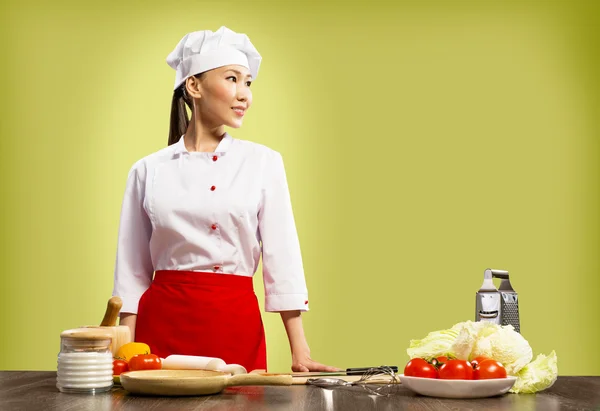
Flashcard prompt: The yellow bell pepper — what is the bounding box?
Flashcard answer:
[115,342,151,362]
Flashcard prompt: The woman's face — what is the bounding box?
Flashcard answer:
[196,64,253,129]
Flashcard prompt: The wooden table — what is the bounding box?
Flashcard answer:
[1,372,599,410]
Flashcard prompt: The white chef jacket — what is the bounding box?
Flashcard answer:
[112,134,309,314]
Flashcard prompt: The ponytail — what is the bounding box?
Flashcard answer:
[168,84,192,146]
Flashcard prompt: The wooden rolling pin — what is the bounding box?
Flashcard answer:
[85,296,131,356]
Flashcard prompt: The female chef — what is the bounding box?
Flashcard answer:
[112,26,337,373]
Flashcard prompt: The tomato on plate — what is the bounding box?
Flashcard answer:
[430,355,450,368]
[470,356,492,368]
[473,360,507,379]
[129,354,162,371]
[113,359,129,375]
[432,356,449,366]
[404,358,438,378]
[438,359,474,380]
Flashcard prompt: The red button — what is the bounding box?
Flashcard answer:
[304,300,309,305]
[212,155,218,162]
[211,224,218,230]
[213,265,220,271]
[210,185,216,191]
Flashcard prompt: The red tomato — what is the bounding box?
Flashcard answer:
[438,360,474,380]
[404,358,438,378]
[473,360,507,379]
[113,359,129,375]
[430,356,449,368]
[470,356,492,368]
[129,354,162,371]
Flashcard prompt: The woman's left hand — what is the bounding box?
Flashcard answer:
[292,351,342,372]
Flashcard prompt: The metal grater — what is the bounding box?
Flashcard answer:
[475,268,520,333]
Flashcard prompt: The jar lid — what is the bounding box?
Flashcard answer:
[60,327,113,341]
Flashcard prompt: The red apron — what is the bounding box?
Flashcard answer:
[135,270,267,372]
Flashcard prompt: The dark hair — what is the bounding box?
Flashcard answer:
[168,74,203,146]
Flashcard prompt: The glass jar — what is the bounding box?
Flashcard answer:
[56,328,114,394]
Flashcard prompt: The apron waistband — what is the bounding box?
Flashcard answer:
[153,270,253,290]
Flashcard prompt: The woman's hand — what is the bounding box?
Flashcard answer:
[292,350,342,372]
[280,310,342,372]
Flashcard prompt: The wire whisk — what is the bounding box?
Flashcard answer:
[307,366,401,397]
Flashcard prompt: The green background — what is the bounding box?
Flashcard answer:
[1,0,598,375]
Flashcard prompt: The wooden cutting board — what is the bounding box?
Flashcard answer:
[256,372,399,385]
[293,375,398,385]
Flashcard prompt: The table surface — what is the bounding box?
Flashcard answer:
[1,372,599,411]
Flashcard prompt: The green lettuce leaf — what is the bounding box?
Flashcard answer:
[456,322,533,374]
[509,351,558,394]
[406,323,462,359]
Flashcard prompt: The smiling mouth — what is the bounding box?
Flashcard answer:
[232,108,245,116]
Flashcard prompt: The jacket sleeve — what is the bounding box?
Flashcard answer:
[258,151,309,312]
[112,162,154,314]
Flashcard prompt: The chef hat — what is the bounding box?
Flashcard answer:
[166,26,262,91]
